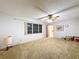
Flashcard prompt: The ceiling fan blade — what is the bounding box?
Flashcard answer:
[53,3,79,15]
[35,6,49,14]
[37,15,48,20]
[34,5,50,20]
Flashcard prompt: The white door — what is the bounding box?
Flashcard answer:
[47,25,54,38]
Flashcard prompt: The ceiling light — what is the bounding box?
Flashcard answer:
[52,16,60,20]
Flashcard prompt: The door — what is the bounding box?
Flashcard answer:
[47,25,54,38]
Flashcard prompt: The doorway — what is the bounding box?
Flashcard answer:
[46,25,54,38]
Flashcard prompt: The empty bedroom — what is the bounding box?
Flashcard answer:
[0,0,79,59]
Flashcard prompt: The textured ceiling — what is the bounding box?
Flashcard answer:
[0,0,79,20]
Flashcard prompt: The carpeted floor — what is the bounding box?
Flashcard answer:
[0,38,79,59]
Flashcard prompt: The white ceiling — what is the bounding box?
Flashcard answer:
[0,0,79,20]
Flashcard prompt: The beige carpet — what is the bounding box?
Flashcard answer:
[0,38,79,59]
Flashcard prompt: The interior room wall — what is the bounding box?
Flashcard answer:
[53,19,79,38]
[0,12,46,49]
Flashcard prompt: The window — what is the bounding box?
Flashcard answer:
[27,23,42,34]
[27,23,32,34]
[33,24,38,33]
[39,24,42,33]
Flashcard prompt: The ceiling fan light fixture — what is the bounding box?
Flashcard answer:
[48,15,60,20]
[52,16,60,20]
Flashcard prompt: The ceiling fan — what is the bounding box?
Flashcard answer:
[35,6,60,21]
[35,3,79,22]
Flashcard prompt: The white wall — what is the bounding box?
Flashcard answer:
[0,12,46,48]
[54,19,79,38]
